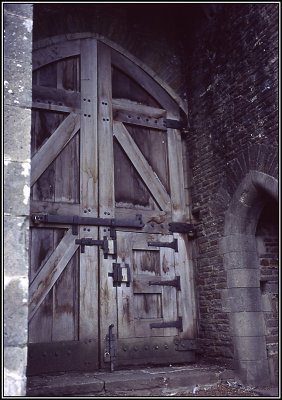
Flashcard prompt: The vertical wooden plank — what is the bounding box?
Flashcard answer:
[167,132,186,220]
[116,232,134,338]
[54,133,80,203]
[28,291,53,343]
[52,227,77,342]
[160,237,178,337]
[79,38,99,340]
[166,110,197,340]
[29,228,54,343]
[97,41,118,355]
[174,233,197,338]
[29,228,54,282]
[52,253,78,341]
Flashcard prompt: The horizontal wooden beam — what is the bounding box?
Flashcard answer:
[33,85,80,111]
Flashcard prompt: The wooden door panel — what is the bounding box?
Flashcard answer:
[31,110,65,156]
[31,113,80,187]
[111,48,179,114]
[29,228,56,282]
[114,121,171,212]
[127,125,170,193]
[29,290,53,343]
[52,254,79,341]
[114,231,194,366]
[54,133,80,203]
[57,56,80,91]
[29,229,79,321]
[113,138,159,210]
[29,228,79,343]
[112,66,160,108]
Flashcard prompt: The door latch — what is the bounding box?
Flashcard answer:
[108,263,131,287]
[75,236,116,258]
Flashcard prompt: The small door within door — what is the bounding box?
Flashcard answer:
[113,231,195,366]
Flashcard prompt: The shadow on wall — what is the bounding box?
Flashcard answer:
[256,198,278,385]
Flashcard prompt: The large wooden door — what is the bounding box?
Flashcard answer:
[28,36,196,374]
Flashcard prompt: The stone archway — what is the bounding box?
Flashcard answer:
[220,170,278,386]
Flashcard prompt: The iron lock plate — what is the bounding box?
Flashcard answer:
[108,263,131,287]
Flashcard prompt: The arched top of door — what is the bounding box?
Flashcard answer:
[32,32,188,116]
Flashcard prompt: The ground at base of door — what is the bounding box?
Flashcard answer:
[27,363,279,398]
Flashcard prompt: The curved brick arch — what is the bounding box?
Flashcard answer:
[220,171,278,386]
[225,144,278,197]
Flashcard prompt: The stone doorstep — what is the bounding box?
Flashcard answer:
[27,365,229,397]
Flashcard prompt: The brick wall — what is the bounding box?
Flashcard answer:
[185,3,278,364]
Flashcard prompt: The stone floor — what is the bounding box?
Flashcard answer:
[26,362,279,398]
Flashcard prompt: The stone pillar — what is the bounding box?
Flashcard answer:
[220,233,270,386]
[4,4,33,396]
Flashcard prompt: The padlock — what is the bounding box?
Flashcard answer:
[104,351,111,362]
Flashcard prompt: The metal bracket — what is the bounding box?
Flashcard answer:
[149,276,181,291]
[148,238,178,252]
[174,338,197,351]
[163,118,186,130]
[150,316,183,332]
[169,222,195,238]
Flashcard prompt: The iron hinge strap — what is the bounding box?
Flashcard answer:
[148,238,178,252]
[169,222,196,237]
[149,276,181,291]
[163,118,187,130]
[31,213,144,235]
[150,316,183,332]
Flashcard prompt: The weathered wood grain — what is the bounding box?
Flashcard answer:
[111,48,179,115]
[112,98,166,118]
[29,229,79,322]
[114,121,171,211]
[31,113,80,186]
[79,38,99,340]
[33,40,81,71]
[33,85,80,112]
[97,41,118,357]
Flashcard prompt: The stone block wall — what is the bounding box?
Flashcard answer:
[3,4,33,396]
[256,199,278,384]
[184,2,278,368]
